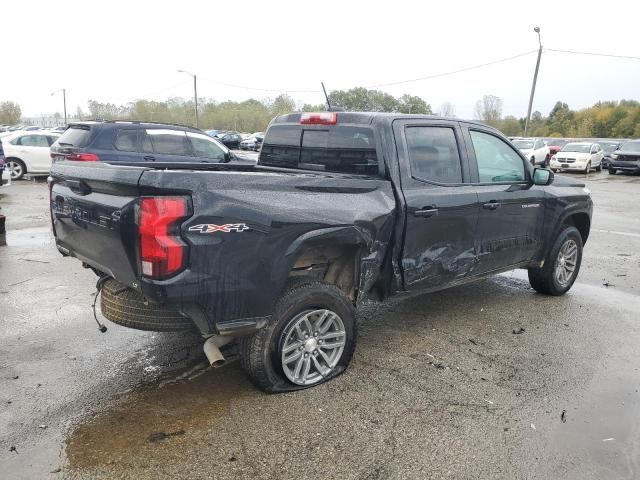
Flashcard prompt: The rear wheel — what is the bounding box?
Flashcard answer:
[544,155,550,167]
[7,158,26,180]
[528,226,583,295]
[241,281,357,393]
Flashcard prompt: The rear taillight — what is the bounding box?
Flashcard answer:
[138,197,190,279]
[300,112,337,125]
[66,153,99,162]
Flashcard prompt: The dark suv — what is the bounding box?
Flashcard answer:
[50,121,234,165]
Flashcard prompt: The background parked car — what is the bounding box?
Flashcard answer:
[598,141,623,169]
[512,137,550,166]
[2,131,60,180]
[550,142,603,173]
[608,140,640,175]
[51,121,234,165]
[219,132,242,149]
[545,139,569,157]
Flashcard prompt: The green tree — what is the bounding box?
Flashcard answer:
[0,101,22,124]
[498,116,522,136]
[270,94,297,116]
[301,103,327,112]
[329,87,399,112]
[397,94,432,114]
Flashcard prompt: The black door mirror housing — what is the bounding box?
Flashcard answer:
[533,167,554,186]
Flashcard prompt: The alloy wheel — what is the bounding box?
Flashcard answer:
[280,309,346,386]
[554,239,578,286]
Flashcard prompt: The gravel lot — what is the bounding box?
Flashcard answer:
[1,171,639,480]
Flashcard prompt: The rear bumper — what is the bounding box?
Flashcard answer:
[101,277,269,336]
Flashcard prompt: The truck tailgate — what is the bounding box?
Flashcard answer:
[50,162,147,290]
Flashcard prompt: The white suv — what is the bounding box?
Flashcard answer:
[512,138,550,166]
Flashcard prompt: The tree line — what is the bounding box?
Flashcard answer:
[2,88,638,138]
[475,95,640,139]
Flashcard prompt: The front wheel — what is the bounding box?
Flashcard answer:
[595,164,602,172]
[241,281,357,393]
[583,161,591,174]
[528,226,583,295]
[609,168,616,175]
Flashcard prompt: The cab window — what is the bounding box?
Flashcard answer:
[470,130,526,183]
[405,126,463,184]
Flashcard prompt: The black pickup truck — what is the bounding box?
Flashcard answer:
[49,112,592,392]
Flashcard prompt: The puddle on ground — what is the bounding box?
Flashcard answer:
[65,363,249,471]
[6,227,53,246]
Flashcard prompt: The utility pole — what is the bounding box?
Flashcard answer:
[178,70,198,128]
[524,27,542,137]
[51,88,67,125]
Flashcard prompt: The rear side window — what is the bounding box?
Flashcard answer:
[56,126,92,147]
[142,129,190,156]
[16,135,50,147]
[405,126,462,184]
[260,125,379,175]
[114,129,139,152]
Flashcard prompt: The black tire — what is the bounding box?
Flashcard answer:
[544,155,550,167]
[240,281,357,393]
[595,164,602,172]
[7,158,26,180]
[609,168,616,175]
[528,226,583,296]
[583,161,591,174]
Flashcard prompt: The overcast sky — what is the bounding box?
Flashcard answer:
[2,0,639,119]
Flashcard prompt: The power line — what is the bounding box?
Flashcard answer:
[546,48,640,61]
[362,50,538,88]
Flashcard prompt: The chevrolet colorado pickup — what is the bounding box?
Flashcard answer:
[49,112,592,392]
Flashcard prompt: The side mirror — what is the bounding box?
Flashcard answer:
[533,167,554,186]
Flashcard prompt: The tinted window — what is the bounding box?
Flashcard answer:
[187,132,226,161]
[144,129,190,156]
[55,126,92,147]
[470,130,526,183]
[46,136,60,146]
[260,125,378,174]
[18,135,49,147]
[405,126,462,184]
[114,129,138,152]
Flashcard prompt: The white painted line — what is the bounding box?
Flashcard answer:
[592,229,640,239]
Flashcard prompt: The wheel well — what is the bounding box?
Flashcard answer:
[288,244,359,300]
[6,157,26,169]
[563,213,590,244]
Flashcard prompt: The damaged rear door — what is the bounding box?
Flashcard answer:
[393,119,479,290]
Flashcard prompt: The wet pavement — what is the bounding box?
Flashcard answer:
[1,171,639,479]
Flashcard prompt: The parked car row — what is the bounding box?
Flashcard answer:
[204,130,264,150]
[508,136,639,175]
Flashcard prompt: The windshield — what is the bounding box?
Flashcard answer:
[512,140,534,149]
[620,141,640,153]
[547,139,568,147]
[600,143,619,153]
[561,143,591,153]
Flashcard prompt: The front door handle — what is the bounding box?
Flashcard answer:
[143,155,156,161]
[482,201,501,210]
[414,207,439,218]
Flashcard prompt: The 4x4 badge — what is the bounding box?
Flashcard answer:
[188,223,250,233]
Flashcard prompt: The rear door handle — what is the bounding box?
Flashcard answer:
[414,207,439,218]
[482,201,501,210]
[143,155,156,161]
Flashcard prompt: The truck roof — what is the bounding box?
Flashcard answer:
[271,112,493,130]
